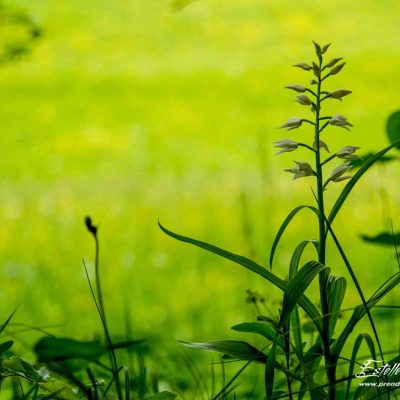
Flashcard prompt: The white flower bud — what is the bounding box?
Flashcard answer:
[336,145,360,160]
[285,84,307,93]
[329,89,352,100]
[279,117,303,130]
[329,114,353,130]
[329,162,352,182]
[295,94,312,105]
[285,161,314,180]
[273,139,299,155]
[293,62,313,71]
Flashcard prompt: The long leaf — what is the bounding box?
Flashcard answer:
[270,206,320,269]
[289,240,319,279]
[328,139,400,226]
[281,261,327,328]
[159,222,324,335]
[265,343,277,400]
[344,333,376,400]
[231,322,285,350]
[332,271,400,357]
[178,340,267,363]
[326,275,346,337]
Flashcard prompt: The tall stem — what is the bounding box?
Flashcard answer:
[314,57,336,400]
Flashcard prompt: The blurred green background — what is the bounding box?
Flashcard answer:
[1,0,400,393]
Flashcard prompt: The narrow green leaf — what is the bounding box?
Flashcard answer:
[326,275,346,336]
[328,138,400,226]
[289,240,319,279]
[0,340,13,355]
[35,337,105,362]
[386,110,400,149]
[0,307,18,335]
[333,271,400,357]
[265,343,277,400]
[159,222,324,336]
[281,261,327,327]
[360,231,400,246]
[345,333,376,400]
[270,206,320,269]
[231,322,285,350]
[178,340,266,363]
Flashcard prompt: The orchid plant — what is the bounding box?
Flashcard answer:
[161,42,400,400]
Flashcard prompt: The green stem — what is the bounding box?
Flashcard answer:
[314,57,335,400]
[92,233,123,400]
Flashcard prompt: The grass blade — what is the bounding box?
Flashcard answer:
[281,261,327,328]
[270,206,320,269]
[344,333,376,400]
[159,222,324,335]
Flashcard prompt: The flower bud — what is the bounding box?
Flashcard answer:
[285,84,307,93]
[313,139,330,153]
[336,145,360,160]
[325,57,342,68]
[293,62,313,71]
[285,161,314,180]
[295,94,312,105]
[329,114,353,130]
[312,62,321,77]
[329,89,352,100]
[273,139,299,155]
[310,79,318,85]
[329,162,352,182]
[313,41,322,59]
[329,62,346,76]
[279,117,303,130]
[321,43,331,54]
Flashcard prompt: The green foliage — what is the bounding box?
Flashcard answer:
[161,42,400,400]
[386,110,400,149]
